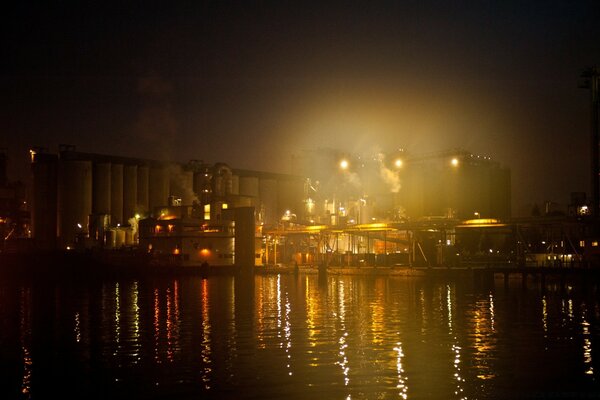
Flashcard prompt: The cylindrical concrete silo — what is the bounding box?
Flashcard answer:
[239,176,259,198]
[213,164,233,198]
[92,162,111,215]
[231,174,239,195]
[123,164,138,223]
[31,153,58,250]
[137,165,150,214]
[149,165,170,214]
[111,163,124,226]
[58,159,92,248]
[259,178,278,226]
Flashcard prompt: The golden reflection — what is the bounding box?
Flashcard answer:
[153,288,161,364]
[335,280,350,387]
[447,285,453,333]
[115,282,121,352]
[469,293,497,381]
[541,296,548,335]
[166,280,181,361]
[275,275,293,376]
[305,276,317,348]
[370,280,385,345]
[74,312,81,343]
[284,293,293,376]
[394,341,408,399]
[452,343,467,400]
[568,299,574,321]
[581,305,594,376]
[20,287,32,398]
[201,278,212,389]
[132,281,141,363]
[447,284,467,399]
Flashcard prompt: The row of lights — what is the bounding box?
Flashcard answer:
[339,157,461,170]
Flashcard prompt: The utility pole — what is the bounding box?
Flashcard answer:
[581,67,600,217]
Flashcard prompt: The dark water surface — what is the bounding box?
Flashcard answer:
[0,271,599,399]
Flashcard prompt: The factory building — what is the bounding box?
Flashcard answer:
[291,148,511,223]
[28,146,305,267]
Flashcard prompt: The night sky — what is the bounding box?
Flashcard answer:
[2,1,599,215]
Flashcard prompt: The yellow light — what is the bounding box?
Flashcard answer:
[222,203,228,209]
[394,158,403,168]
[340,159,349,170]
[464,218,499,225]
[200,248,211,257]
[451,158,459,167]
[173,247,180,255]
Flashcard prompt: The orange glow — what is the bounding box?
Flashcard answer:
[173,247,180,255]
[168,224,175,233]
[200,248,211,257]
[155,225,162,233]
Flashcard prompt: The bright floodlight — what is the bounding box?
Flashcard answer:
[340,159,349,170]
[451,158,459,167]
[394,158,403,168]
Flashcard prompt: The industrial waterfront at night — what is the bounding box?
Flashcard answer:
[2,1,600,399]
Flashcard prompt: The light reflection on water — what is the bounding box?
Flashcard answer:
[0,274,599,399]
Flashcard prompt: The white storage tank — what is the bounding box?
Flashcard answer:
[58,159,93,247]
[137,165,150,214]
[239,176,259,198]
[149,165,170,213]
[92,162,111,215]
[123,164,138,223]
[111,163,124,226]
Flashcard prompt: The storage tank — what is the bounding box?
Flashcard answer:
[92,162,111,215]
[213,163,233,198]
[115,228,126,248]
[137,165,150,214]
[58,159,93,248]
[259,178,278,226]
[111,163,124,226]
[231,174,239,195]
[123,164,138,223]
[31,152,58,250]
[239,176,259,198]
[149,165,170,213]
[104,229,116,249]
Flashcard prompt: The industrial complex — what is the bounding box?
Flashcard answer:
[0,143,597,270]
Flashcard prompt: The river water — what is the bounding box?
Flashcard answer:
[0,271,598,399]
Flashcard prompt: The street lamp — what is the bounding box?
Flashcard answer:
[451,157,459,167]
[339,159,349,170]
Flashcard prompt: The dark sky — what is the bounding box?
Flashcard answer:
[2,1,599,215]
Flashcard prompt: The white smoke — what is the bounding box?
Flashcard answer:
[168,164,199,205]
[377,153,401,193]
